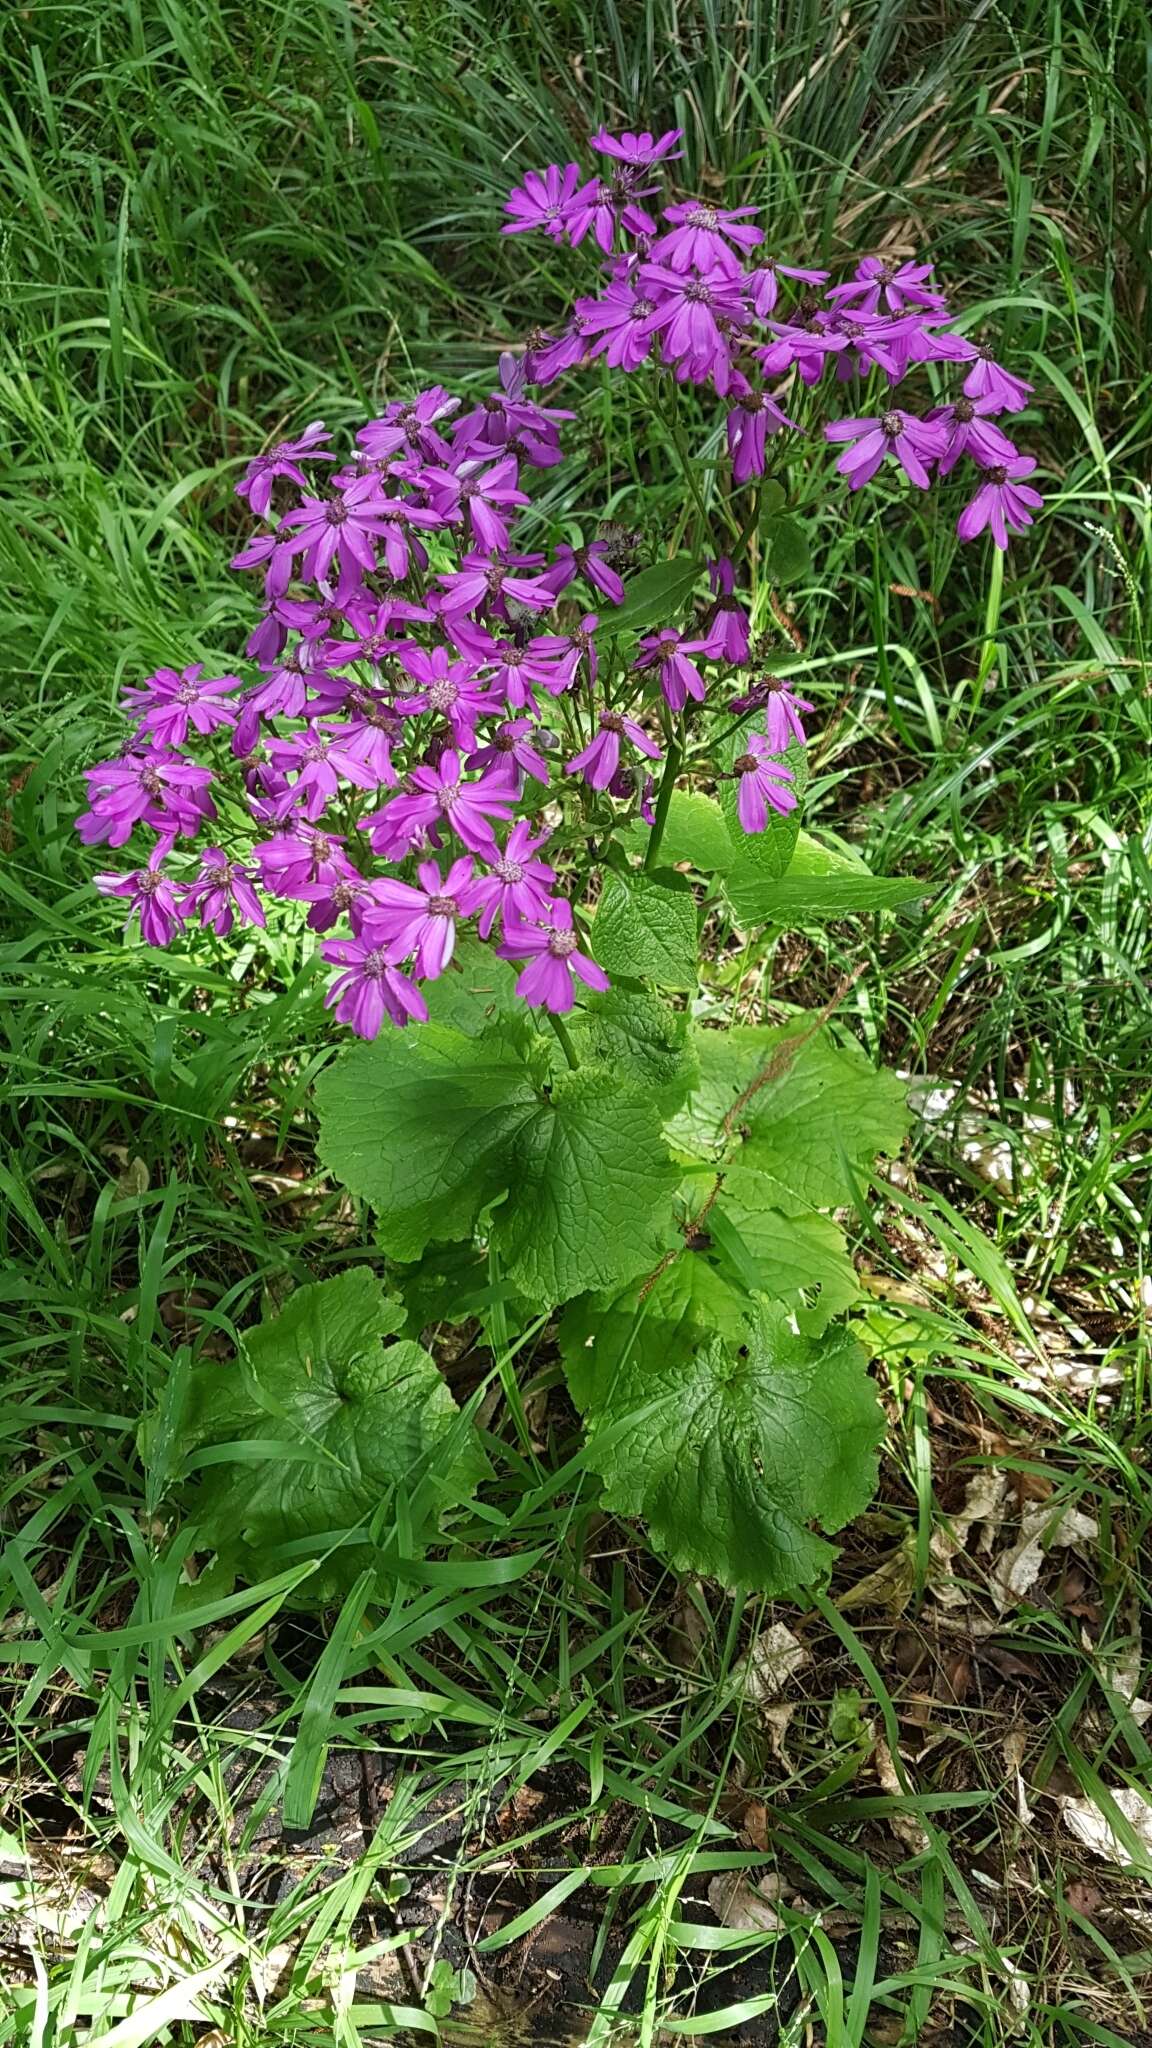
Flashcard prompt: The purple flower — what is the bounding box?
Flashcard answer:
[574,279,659,371]
[726,391,798,482]
[452,360,573,467]
[565,710,661,791]
[77,751,214,848]
[340,596,433,665]
[266,721,380,820]
[962,349,1034,414]
[435,550,556,620]
[728,676,813,750]
[634,629,711,711]
[356,389,460,465]
[748,263,829,318]
[362,749,515,858]
[956,457,1043,549]
[123,664,240,747]
[252,825,356,900]
[423,455,530,554]
[928,395,1019,475]
[362,856,474,980]
[651,200,763,277]
[394,645,492,746]
[825,408,947,489]
[95,861,186,946]
[503,163,594,240]
[498,897,609,1013]
[701,559,751,664]
[467,718,550,790]
[229,529,293,596]
[526,324,590,384]
[638,263,748,380]
[540,540,626,605]
[759,319,842,385]
[827,257,947,316]
[321,936,428,1038]
[446,623,571,708]
[233,641,326,755]
[529,615,600,691]
[732,736,798,833]
[590,127,683,167]
[323,689,403,787]
[180,849,266,936]
[235,421,335,520]
[458,820,555,938]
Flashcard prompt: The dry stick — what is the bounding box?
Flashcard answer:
[720,960,869,1142]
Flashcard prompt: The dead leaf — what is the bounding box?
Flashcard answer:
[1002,1727,1035,1825]
[708,1870,783,1933]
[733,1622,808,1707]
[740,1800,771,1851]
[1061,1787,1152,1875]
[874,1738,929,1855]
[838,1532,918,1616]
[990,1502,1099,1613]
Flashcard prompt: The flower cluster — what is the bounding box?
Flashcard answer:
[79,124,1040,1035]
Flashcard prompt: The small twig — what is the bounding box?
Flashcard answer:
[720,963,868,1141]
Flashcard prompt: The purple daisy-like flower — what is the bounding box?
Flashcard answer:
[651,199,763,277]
[362,749,515,858]
[574,278,659,372]
[458,820,555,939]
[590,126,683,167]
[251,825,356,901]
[826,256,947,316]
[497,896,609,1014]
[727,676,814,751]
[446,623,571,709]
[528,614,600,692]
[962,348,1034,415]
[956,456,1043,549]
[95,860,186,946]
[503,162,594,241]
[324,689,404,787]
[564,710,661,792]
[732,735,798,833]
[467,718,550,791]
[638,262,748,380]
[361,855,474,981]
[701,558,752,665]
[356,388,460,465]
[726,390,798,483]
[825,408,948,489]
[276,479,395,590]
[928,395,1019,476]
[266,721,380,820]
[180,848,266,937]
[394,645,492,747]
[540,539,626,606]
[435,550,556,620]
[423,455,530,554]
[76,750,215,849]
[235,421,335,521]
[634,628,712,712]
[122,664,241,747]
[321,936,428,1038]
[748,263,829,318]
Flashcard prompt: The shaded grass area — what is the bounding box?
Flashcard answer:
[2,0,1151,2040]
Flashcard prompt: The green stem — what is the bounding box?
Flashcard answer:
[547,1011,580,1070]
[644,734,684,871]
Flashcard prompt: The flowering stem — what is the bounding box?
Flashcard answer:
[547,1010,580,1069]
[644,733,683,871]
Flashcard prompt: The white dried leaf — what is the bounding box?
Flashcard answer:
[708,1870,783,1933]
[990,1501,1098,1613]
[733,1622,809,1707]
[1061,1787,1152,1876]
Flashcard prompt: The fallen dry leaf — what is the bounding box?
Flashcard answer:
[875,1738,929,1855]
[708,1870,784,1934]
[733,1622,809,1707]
[990,1501,1099,1613]
[1061,1787,1152,1876]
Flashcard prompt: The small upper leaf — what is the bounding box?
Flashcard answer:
[764,513,813,586]
[600,556,702,637]
[574,987,700,1116]
[592,868,698,989]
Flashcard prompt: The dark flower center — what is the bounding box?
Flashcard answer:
[331,879,361,910]
[876,260,897,284]
[493,732,518,753]
[427,678,459,711]
[176,680,201,704]
[683,280,714,305]
[325,500,349,526]
[140,767,163,795]
[304,742,329,763]
[630,296,654,320]
[977,343,996,361]
[548,930,578,959]
[437,782,460,809]
[485,564,505,593]
[495,857,524,884]
[953,397,976,423]
[204,864,230,888]
[880,411,904,437]
[986,466,1008,486]
[137,869,163,896]
[599,712,626,734]
[686,204,719,230]
[363,947,390,976]
[426,893,457,917]
[734,752,759,775]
